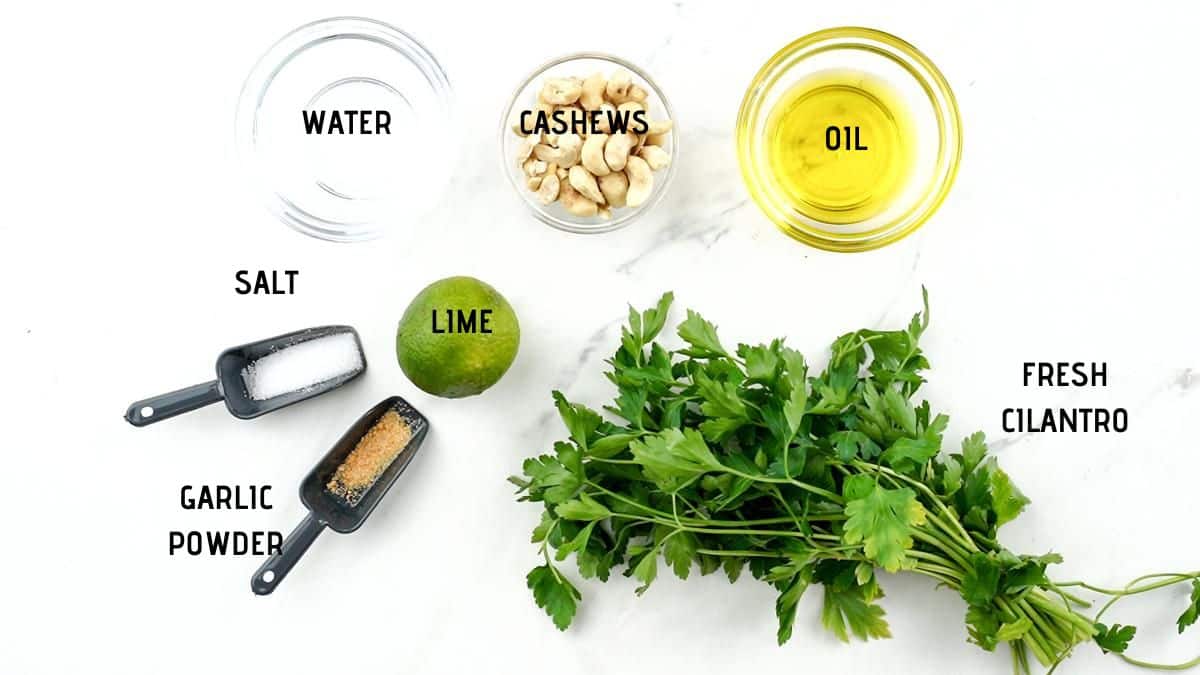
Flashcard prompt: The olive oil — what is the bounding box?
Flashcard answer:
[766,69,915,224]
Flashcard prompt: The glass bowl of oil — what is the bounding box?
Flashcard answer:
[737,27,961,252]
[499,53,678,234]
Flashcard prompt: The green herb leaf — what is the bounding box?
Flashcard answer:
[1178,579,1200,634]
[961,553,1002,607]
[842,485,926,572]
[633,550,658,595]
[677,310,728,358]
[555,494,612,522]
[775,572,810,645]
[552,391,602,451]
[1094,622,1137,654]
[630,428,722,491]
[662,530,699,580]
[527,564,581,631]
[821,583,891,642]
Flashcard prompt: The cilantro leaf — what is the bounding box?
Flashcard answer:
[960,431,988,474]
[640,291,674,344]
[961,553,1002,606]
[522,445,581,504]
[677,309,728,358]
[1095,622,1137,654]
[821,582,891,642]
[966,604,1001,651]
[552,391,602,451]
[775,572,811,645]
[741,342,782,385]
[527,564,581,631]
[662,530,699,580]
[842,485,927,572]
[555,494,612,522]
[694,369,748,419]
[630,428,722,491]
[632,549,658,595]
[1179,579,1200,634]
[988,463,1030,528]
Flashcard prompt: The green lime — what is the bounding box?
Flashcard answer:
[395,276,520,398]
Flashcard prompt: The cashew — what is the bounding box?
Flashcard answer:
[523,158,548,177]
[604,132,637,171]
[628,85,648,103]
[647,119,673,136]
[617,101,644,116]
[559,180,599,217]
[556,133,582,168]
[624,155,653,207]
[569,165,605,204]
[644,132,668,147]
[526,175,543,191]
[540,77,582,105]
[598,206,612,220]
[598,172,628,208]
[536,172,560,205]
[534,133,581,168]
[516,137,537,165]
[596,102,617,133]
[605,69,633,103]
[556,166,568,180]
[638,145,671,171]
[581,133,610,177]
[580,72,607,110]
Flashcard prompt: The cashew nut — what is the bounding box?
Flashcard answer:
[526,175,543,191]
[569,165,605,204]
[604,132,637,172]
[605,69,632,102]
[628,85,648,104]
[580,72,607,110]
[644,132,669,147]
[638,145,671,171]
[581,133,610,177]
[598,205,612,220]
[617,101,644,116]
[516,137,537,165]
[559,180,599,217]
[523,158,548,177]
[534,133,582,168]
[536,171,560,204]
[624,155,653,207]
[598,172,628,208]
[646,119,673,136]
[596,102,617,133]
[540,78,582,105]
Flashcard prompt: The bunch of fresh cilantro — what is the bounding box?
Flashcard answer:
[511,292,1200,674]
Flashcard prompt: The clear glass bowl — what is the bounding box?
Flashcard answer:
[236,17,454,242]
[737,27,961,252]
[499,53,677,234]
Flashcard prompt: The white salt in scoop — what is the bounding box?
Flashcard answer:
[243,332,365,400]
[126,325,367,427]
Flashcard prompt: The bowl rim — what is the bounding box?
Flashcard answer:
[736,26,962,252]
[235,16,453,243]
[498,51,678,235]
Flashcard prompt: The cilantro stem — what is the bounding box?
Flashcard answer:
[1118,653,1200,670]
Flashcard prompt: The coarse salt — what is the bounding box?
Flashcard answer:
[242,332,363,401]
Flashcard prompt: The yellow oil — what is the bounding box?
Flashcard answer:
[766,69,915,224]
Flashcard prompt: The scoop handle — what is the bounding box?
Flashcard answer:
[125,380,223,427]
[251,513,326,595]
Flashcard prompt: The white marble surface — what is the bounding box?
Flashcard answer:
[3,1,1199,673]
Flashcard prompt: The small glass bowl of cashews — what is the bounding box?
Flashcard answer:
[501,53,677,234]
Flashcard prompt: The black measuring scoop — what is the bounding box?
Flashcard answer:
[251,396,429,595]
[124,325,365,427]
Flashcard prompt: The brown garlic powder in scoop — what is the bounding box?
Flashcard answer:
[327,410,412,505]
